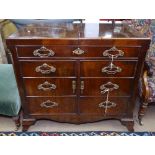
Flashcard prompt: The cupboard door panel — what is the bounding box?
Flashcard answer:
[79,97,128,116]
[27,97,77,115]
[80,78,133,97]
[23,78,77,96]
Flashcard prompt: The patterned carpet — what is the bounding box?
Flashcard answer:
[0,131,154,136]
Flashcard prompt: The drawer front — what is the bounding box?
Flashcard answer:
[76,46,141,58]
[16,45,140,58]
[23,78,77,96]
[20,60,76,77]
[26,97,76,115]
[80,60,137,77]
[80,78,133,97]
[79,97,128,115]
[16,45,78,58]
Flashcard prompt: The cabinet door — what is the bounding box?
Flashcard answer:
[27,97,77,115]
[79,78,133,97]
[23,78,77,96]
[79,97,128,116]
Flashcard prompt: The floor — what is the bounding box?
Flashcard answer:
[0,104,155,132]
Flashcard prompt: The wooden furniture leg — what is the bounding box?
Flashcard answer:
[121,119,134,132]
[138,70,150,125]
[12,115,21,131]
[138,101,149,125]
[22,119,36,132]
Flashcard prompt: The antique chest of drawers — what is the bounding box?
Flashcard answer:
[6,23,151,131]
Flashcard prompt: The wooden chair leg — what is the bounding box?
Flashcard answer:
[12,115,21,131]
[138,99,149,125]
[138,70,150,125]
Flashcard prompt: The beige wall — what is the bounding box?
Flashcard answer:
[0,32,7,63]
[0,19,17,64]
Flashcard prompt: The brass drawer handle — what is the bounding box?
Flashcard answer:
[99,101,116,108]
[99,86,116,114]
[72,80,76,94]
[33,46,55,57]
[80,81,84,94]
[38,81,56,91]
[103,46,124,58]
[100,82,119,94]
[102,63,122,74]
[35,63,56,74]
[40,100,58,108]
[72,48,85,55]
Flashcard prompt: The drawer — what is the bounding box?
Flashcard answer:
[76,46,141,58]
[20,60,76,77]
[23,78,77,96]
[80,78,134,97]
[79,97,128,115]
[80,60,137,77]
[16,45,78,58]
[16,45,141,58]
[26,97,76,115]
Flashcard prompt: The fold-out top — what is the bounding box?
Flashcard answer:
[7,23,149,39]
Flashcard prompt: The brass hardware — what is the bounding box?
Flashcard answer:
[101,63,122,74]
[72,80,76,94]
[100,82,119,94]
[80,81,84,94]
[35,63,56,74]
[33,46,55,57]
[99,101,116,108]
[40,100,58,108]
[103,46,124,58]
[38,81,56,91]
[72,48,85,55]
[99,87,116,114]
